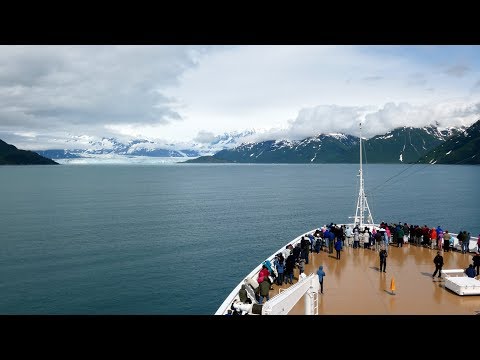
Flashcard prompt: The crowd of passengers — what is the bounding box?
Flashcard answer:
[241,222,479,305]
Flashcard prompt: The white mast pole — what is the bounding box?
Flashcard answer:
[354,121,375,228]
[351,122,375,228]
[359,122,363,228]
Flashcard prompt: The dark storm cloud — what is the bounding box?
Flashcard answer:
[0,45,207,136]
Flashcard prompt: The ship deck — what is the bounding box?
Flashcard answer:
[270,244,480,315]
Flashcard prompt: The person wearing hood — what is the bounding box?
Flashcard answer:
[465,264,476,278]
[317,265,326,294]
[239,284,251,304]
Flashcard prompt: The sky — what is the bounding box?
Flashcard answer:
[0,45,479,150]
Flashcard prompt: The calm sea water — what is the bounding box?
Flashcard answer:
[0,163,478,314]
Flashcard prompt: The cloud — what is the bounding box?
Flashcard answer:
[444,65,470,77]
[193,130,216,143]
[363,101,480,136]
[407,72,427,87]
[1,45,480,151]
[0,45,207,139]
[363,76,383,82]
[248,100,480,141]
[284,105,371,139]
[449,102,480,118]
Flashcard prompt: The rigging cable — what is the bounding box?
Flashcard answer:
[361,128,476,220]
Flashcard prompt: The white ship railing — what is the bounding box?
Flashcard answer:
[262,272,319,315]
[214,228,318,315]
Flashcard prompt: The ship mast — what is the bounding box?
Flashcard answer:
[353,122,374,228]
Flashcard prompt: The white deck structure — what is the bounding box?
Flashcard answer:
[441,269,480,296]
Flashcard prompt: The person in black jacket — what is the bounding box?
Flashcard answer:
[472,252,480,276]
[379,247,387,272]
[432,251,444,278]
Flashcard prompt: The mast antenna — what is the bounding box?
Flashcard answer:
[352,122,375,228]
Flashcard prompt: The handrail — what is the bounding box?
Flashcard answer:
[214,228,317,315]
[262,272,319,315]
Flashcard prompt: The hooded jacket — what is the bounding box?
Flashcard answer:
[317,266,326,282]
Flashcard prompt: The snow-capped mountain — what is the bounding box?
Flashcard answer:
[188,125,470,164]
[418,119,480,164]
[34,124,476,164]
[35,130,256,161]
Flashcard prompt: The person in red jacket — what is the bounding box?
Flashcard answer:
[430,228,437,250]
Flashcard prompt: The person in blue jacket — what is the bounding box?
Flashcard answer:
[465,264,476,278]
[334,238,342,260]
[317,265,326,294]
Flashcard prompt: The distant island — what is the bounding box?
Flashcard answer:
[183,156,231,163]
[0,139,59,165]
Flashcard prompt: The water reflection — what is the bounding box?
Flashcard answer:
[379,271,387,292]
[433,282,443,304]
[388,293,396,312]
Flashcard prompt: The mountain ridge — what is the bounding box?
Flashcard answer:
[0,139,59,165]
[417,119,480,164]
[185,124,478,164]
[21,122,479,165]
[34,130,256,160]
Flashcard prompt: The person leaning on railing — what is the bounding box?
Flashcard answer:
[443,231,452,252]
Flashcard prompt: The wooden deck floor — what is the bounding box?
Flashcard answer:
[268,244,480,315]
